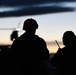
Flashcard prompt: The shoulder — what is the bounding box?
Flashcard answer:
[52,47,66,59]
[35,35,45,41]
[55,47,64,55]
[35,35,46,43]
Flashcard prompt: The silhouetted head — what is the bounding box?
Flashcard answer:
[62,31,76,46]
[10,30,18,41]
[23,18,38,31]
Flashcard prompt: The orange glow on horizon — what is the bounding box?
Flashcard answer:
[47,44,64,53]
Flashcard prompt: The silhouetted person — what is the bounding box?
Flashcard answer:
[51,31,76,75]
[7,18,50,75]
[10,30,18,41]
[0,45,11,75]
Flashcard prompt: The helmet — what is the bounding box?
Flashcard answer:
[23,18,38,30]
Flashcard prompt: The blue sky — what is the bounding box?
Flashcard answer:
[0,11,76,45]
[0,1,76,53]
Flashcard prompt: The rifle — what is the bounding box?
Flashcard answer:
[55,40,60,49]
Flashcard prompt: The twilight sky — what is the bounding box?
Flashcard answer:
[0,0,76,53]
[0,11,76,45]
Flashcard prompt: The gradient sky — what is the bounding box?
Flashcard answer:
[0,1,76,53]
[0,11,76,43]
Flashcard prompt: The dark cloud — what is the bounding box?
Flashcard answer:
[0,0,76,17]
[0,0,76,6]
[0,6,74,17]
